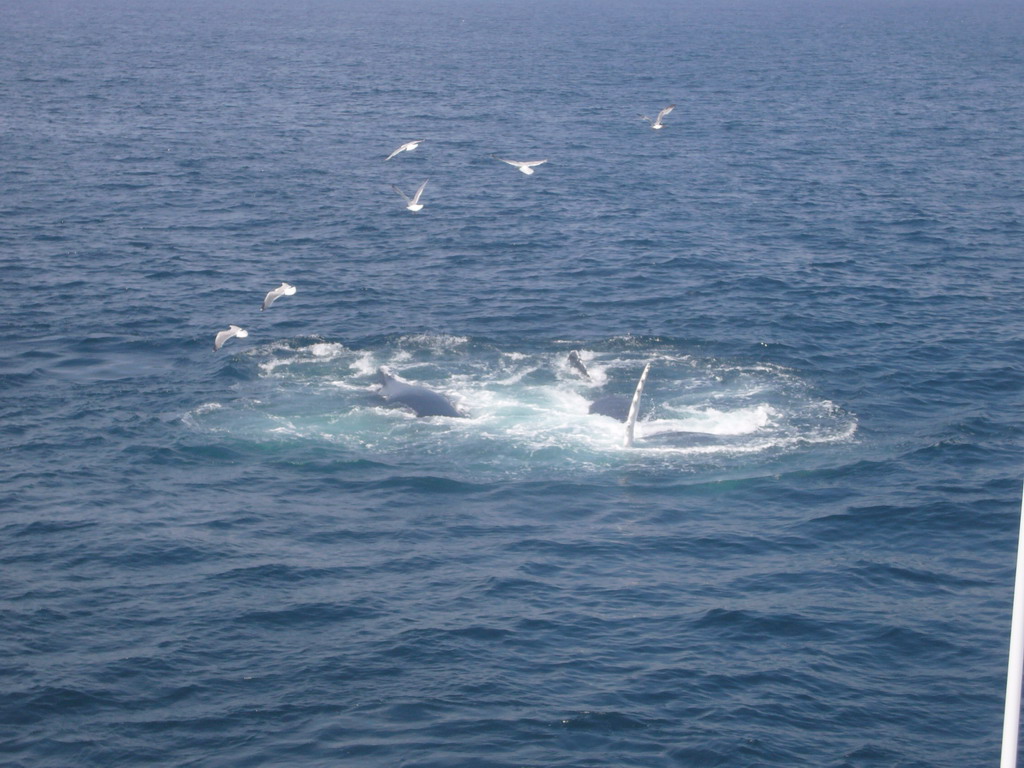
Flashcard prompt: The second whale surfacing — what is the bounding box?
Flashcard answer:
[585,362,653,447]
[563,352,652,447]
[375,368,465,418]
[567,350,592,381]
[588,395,631,422]
[564,351,631,421]
[565,351,633,422]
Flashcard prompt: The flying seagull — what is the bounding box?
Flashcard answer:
[491,155,549,175]
[392,180,429,211]
[385,140,424,161]
[214,325,248,351]
[639,104,675,130]
[261,282,296,311]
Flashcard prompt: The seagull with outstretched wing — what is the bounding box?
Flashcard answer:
[385,139,425,161]
[491,155,549,175]
[639,104,675,130]
[261,282,296,311]
[214,325,248,351]
[392,180,429,211]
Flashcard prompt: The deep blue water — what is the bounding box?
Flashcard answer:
[2,0,1023,765]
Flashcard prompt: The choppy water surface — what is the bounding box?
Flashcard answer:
[2,0,1022,766]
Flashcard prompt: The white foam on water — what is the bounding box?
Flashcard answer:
[349,350,379,378]
[656,404,775,435]
[470,366,535,387]
[191,340,858,476]
[309,342,346,358]
[268,421,299,436]
[397,333,470,350]
[257,340,350,375]
[323,378,371,393]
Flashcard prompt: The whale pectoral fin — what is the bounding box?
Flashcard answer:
[623,362,652,448]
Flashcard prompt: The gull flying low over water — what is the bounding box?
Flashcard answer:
[261,282,296,311]
[214,325,248,351]
[385,139,424,161]
[491,155,549,175]
[392,180,429,211]
[639,104,675,130]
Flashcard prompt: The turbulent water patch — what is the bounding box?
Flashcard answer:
[183,335,857,480]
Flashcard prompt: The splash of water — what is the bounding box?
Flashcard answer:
[185,336,857,480]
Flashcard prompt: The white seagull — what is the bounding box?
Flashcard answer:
[261,282,297,311]
[491,155,549,175]
[392,180,429,212]
[214,325,248,351]
[639,104,675,130]
[385,140,424,161]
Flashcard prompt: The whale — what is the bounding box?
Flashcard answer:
[582,362,728,448]
[376,368,465,418]
[622,362,652,448]
[588,395,631,422]
[565,352,641,422]
[573,358,652,447]
[567,350,592,380]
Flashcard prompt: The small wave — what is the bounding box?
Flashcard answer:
[256,340,350,375]
[396,333,470,350]
[559,710,651,731]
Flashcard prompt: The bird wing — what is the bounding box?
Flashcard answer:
[524,160,548,168]
[262,286,282,310]
[657,104,675,121]
[410,180,428,205]
[492,155,519,168]
[386,140,424,160]
[392,185,411,204]
[214,328,232,350]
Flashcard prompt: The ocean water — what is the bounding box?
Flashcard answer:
[2,0,1023,765]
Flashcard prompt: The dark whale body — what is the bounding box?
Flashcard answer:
[567,350,591,380]
[566,353,638,423]
[376,369,464,418]
[587,395,631,422]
